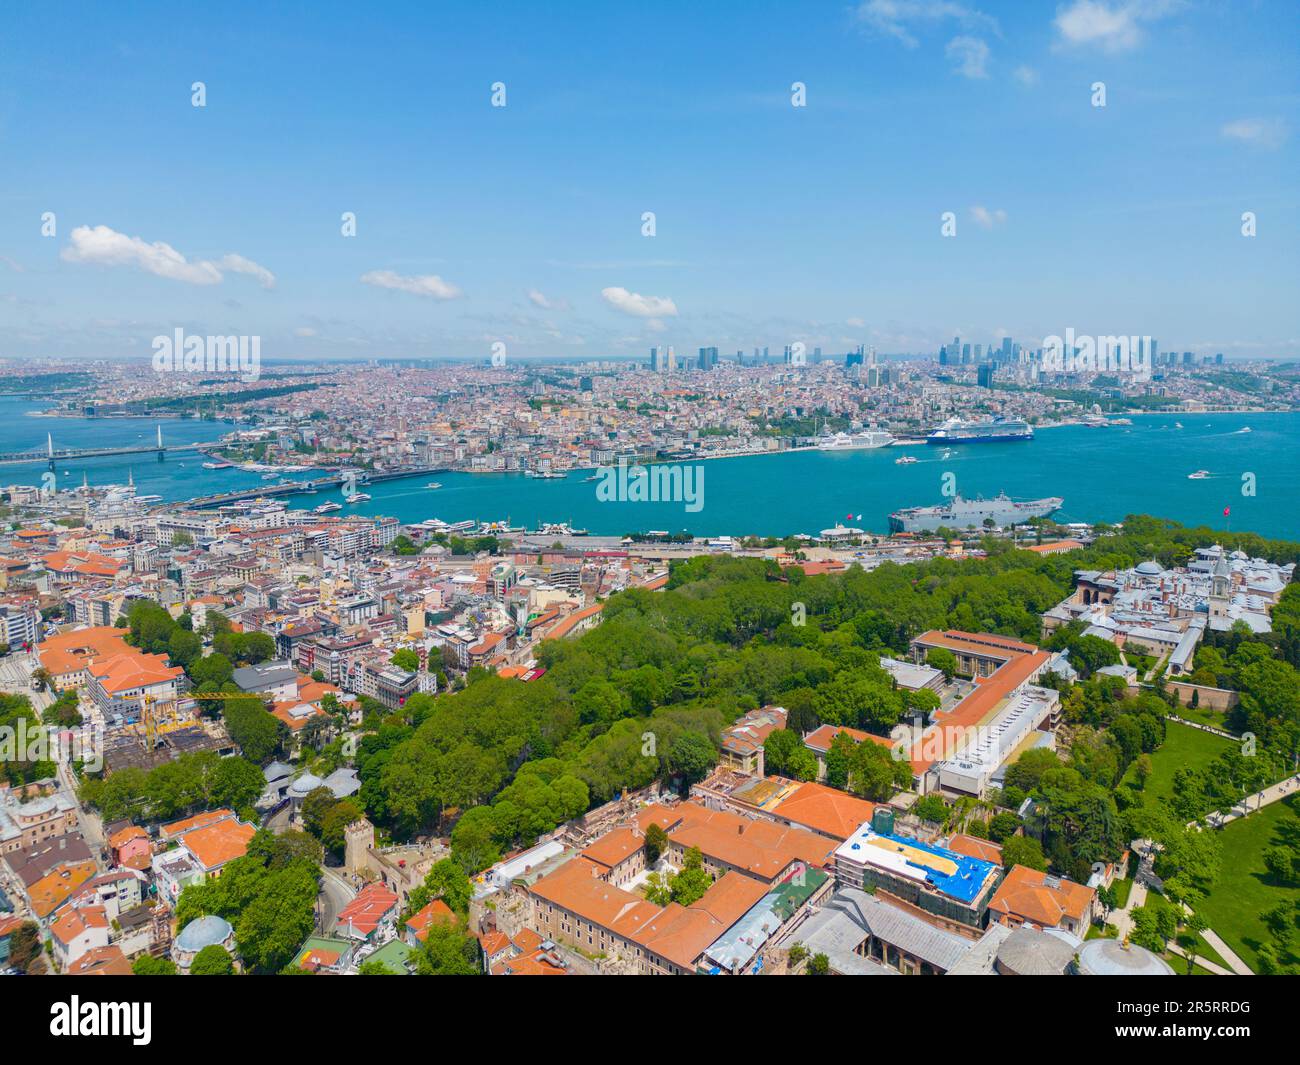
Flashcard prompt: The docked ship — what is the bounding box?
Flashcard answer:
[814,429,896,451]
[926,417,1033,444]
[888,493,1063,533]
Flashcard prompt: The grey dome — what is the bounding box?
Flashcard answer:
[1076,937,1174,976]
[175,915,232,953]
[288,772,324,798]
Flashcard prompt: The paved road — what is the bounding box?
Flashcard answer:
[0,652,51,711]
[317,867,357,933]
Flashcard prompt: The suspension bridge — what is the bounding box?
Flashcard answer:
[0,425,221,468]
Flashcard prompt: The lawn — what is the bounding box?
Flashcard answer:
[1111,877,1132,909]
[1196,795,1300,974]
[1122,720,1233,808]
[1172,701,1237,733]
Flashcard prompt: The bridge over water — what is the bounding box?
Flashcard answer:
[0,425,221,468]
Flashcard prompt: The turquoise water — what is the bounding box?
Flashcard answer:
[3,398,1296,539]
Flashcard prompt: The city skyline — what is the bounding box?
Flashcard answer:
[1,1,1297,363]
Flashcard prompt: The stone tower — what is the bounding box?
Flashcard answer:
[344,818,375,876]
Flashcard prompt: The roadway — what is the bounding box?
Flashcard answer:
[317,867,358,933]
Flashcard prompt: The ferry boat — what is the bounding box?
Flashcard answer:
[526,470,567,479]
[1188,470,1211,479]
[926,417,1033,444]
[345,492,372,503]
[426,482,443,489]
[202,461,233,470]
[894,455,918,465]
[313,502,343,514]
[889,493,1063,533]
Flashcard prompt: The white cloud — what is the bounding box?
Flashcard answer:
[946,36,990,78]
[1053,1,1181,54]
[970,205,1007,229]
[600,287,679,318]
[217,253,276,290]
[293,326,318,337]
[360,270,462,299]
[61,224,275,288]
[1013,65,1039,86]
[847,316,867,328]
[527,288,570,311]
[1220,117,1288,149]
[855,1,998,48]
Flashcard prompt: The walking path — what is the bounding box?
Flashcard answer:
[1199,929,1254,976]
[1166,714,1235,739]
[1110,877,1148,941]
[1166,941,1234,976]
[1202,773,1300,828]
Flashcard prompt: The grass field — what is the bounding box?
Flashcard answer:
[1123,720,1234,808]
[1196,795,1300,974]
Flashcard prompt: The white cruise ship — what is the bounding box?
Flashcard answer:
[815,429,896,451]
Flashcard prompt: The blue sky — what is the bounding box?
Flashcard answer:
[1,0,1297,362]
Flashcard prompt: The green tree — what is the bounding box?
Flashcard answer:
[1001,835,1048,871]
[390,648,420,673]
[644,822,669,865]
[413,922,481,975]
[925,647,958,680]
[132,955,177,975]
[190,944,235,975]
[669,846,712,906]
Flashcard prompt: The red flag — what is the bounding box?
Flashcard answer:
[1223,506,1231,517]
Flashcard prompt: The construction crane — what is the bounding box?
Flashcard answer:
[135,689,281,751]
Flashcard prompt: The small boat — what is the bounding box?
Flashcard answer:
[1188,470,1210,479]
[346,492,372,503]
[894,456,918,465]
[1174,422,1184,429]
[1235,427,1252,434]
[426,482,443,489]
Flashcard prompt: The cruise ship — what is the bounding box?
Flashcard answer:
[815,429,896,451]
[926,417,1033,444]
[888,493,1063,533]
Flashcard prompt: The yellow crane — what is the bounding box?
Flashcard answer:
[136,689,280,750]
